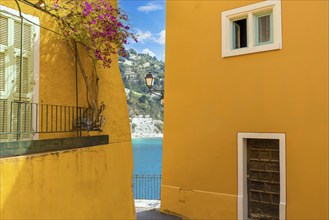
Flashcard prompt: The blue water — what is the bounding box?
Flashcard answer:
[132,138,162,175]
[132,138,162,199]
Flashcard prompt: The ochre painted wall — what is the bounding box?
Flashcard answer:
[0,1,135,219]
[162,1,328,219]
[0,142,134,219]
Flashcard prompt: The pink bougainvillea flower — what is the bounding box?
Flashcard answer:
[52,0,137,68]
[95,50,103,60]
[53,0,59,9]
[84,2,93,11]
[82,9,90,16]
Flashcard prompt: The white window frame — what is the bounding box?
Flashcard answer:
[221,0,282,57]
[0,4,40,140]
[237,132,286,220]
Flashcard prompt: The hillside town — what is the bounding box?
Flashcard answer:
[119,49,164,137]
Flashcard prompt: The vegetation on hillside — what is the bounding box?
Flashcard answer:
[119,49,164,121]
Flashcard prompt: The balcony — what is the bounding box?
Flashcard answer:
[0,100,108,158]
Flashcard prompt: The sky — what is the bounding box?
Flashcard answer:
[118,0,166,61]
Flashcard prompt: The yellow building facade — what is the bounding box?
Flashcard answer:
[162,0,328,219]
[0,1,135,219]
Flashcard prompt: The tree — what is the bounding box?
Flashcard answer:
[138,95,147,104]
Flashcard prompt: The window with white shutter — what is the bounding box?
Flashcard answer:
[0,15,8,95]
[0,5,39,141]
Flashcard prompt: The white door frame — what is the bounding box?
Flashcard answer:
[237,132,286,220]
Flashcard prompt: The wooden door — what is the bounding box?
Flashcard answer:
[247,139,280,220]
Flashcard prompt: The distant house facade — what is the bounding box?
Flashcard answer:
[0,1,134,219]
[162,0,328,219]
[124,67,137,80]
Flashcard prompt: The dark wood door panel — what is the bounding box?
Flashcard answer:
[247,139,280,220]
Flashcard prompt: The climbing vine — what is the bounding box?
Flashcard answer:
[44,0,137,130]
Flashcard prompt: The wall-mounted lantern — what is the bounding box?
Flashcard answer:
[144,73,164,105]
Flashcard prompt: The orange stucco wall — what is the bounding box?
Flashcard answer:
[162,1,328,219]
[0,1,135,219]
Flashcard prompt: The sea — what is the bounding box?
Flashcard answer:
[132,137,163,175]
[132,138,162,200]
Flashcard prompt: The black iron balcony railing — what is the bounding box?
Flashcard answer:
[133,175,162,200]
[0,100,102,141]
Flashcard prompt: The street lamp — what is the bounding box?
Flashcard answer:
[144,73,164,104]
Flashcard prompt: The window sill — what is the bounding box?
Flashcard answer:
[222,42,282,58]
[0,135,109,158]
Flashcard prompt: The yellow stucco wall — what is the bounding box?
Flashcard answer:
[0,1,135,219]
[0,142,134,219]
[162,1,328,219]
